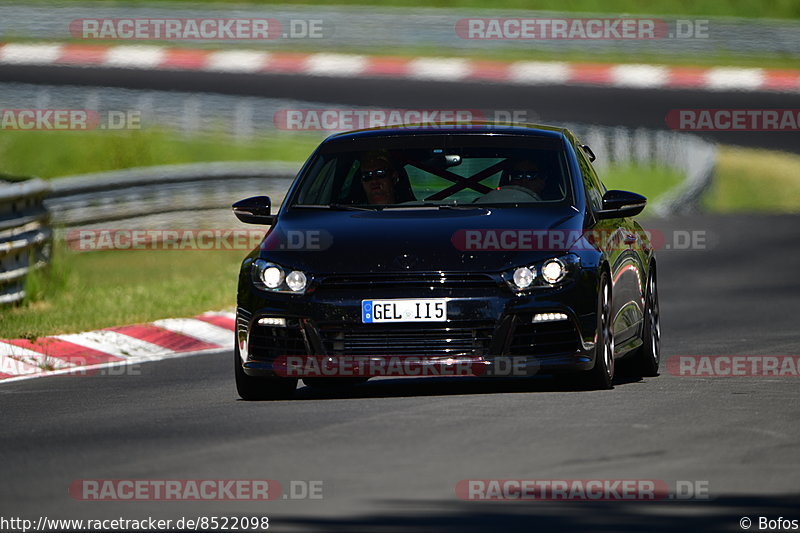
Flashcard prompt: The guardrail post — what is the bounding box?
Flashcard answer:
[0,177,53,306]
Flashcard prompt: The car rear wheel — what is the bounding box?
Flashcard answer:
[580,272,615,390]
[234,344,297,401]
[628,269,661,377]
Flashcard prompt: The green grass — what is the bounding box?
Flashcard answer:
[0,129,321,179]
[1,244,246,339]
[600,164,684,206]
[28,0,800,19]
[703,146,800,213]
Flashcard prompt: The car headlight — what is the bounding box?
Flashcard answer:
[541,258,566,284]
[285,270,307,292]
[252,259,309,294]
[503,254,579,292]
[262,266,285,289]
[512,266,535,289]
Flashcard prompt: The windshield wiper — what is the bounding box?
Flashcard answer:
[293,204,377,211]
[436,204,484,210]
[329,204,378,211]
[383,203,482,210]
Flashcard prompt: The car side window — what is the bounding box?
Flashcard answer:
[297,158,337,204]
[336,159,361,203]
[576,145,603,212]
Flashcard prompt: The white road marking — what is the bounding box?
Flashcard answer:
[705,68,765,91]
[0,355,45,375]
[509,61,571,84]
[202,310,236,320]
[55,330,168,361]
[153,318,233,347]
[105,46,166,69]
[305,53,367,76]
[612,64,669,88]
[0,43,63,64]
[408,57,471,81]
[206,50,269,72]
[0,341,73,370]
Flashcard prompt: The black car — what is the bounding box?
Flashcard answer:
[232,123,660,400]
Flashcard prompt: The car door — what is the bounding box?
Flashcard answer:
[576,145,645,345]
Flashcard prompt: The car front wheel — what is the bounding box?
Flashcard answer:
[581,272,615,390]
[234,344,297,401]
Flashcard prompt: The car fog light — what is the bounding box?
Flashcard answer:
[513,267,534,289]
[262,266,284,288]
[541,259,565,284]
[257,317,287,327]
[533,313,569,322]
[286,270,307,292]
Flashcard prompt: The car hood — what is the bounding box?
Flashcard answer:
[259,205,585,274]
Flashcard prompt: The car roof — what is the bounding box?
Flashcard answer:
[321,122,575,144]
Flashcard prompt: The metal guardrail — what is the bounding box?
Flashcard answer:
[0,177,52,305]
[47,161,299,229]
[566,124,717,215]
[647,134,717,216]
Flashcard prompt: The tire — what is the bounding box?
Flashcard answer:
[580,272,615,390]
[234,344,297,401]
[627,268,661,377]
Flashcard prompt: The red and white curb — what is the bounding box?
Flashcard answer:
[1,42,798,93]
[0,311,234,383]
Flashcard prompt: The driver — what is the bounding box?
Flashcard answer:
[360,150,399,205]
[503,159,547,200]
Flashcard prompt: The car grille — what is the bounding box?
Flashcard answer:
[317,273,498,291]
[509,320,582,357]
[248,323,307,359]
[318,321,495,357]
[236,307,252,340]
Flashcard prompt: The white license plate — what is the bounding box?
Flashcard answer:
[362,299,448,323]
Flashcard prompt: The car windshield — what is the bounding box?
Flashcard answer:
[290,136,573,208]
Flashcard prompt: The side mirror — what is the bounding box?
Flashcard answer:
[581,144,596,162]
[596,190,647,219]
[232,196,276,225]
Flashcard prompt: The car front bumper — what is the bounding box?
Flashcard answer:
[237,271,600,378]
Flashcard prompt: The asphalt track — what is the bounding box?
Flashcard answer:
[2,214,799,532]
[2,64,799,153]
